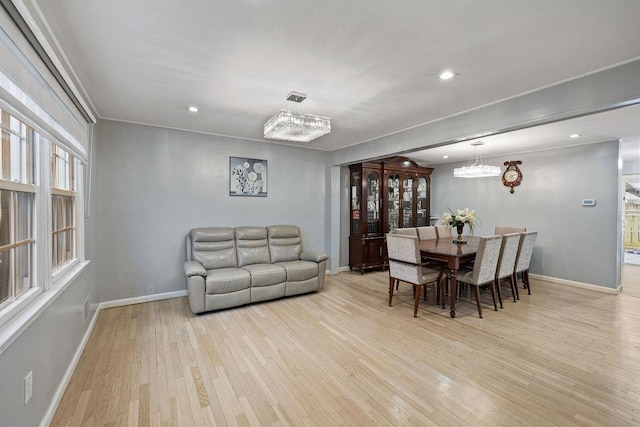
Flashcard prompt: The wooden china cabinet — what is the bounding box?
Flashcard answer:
[349,157,433,273]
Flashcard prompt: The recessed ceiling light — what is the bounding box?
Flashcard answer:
[188,106,199,113]
[569,133,580,138]
[442,155,449,159]
[439,70,457,80]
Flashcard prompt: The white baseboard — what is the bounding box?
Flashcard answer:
[41,289,188,426]
[338,266,351,272]
[530,274,619,294]
[99,289,188,310]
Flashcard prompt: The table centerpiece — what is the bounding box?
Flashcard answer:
[440,208,477,244]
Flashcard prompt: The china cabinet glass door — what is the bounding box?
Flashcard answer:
[417,176,428,226]
[350,170,361,235]
[367,171,380,233]
[402,175,413,227]
[387,173,400,232]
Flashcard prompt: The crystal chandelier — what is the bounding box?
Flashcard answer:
[453,141,501,178]
[264,92,331,142]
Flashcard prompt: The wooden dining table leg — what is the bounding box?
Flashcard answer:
[449,268,457,318]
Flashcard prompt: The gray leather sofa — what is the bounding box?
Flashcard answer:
[184,225,329,314]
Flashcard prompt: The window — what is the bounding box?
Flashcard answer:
[51,144,76,270]
[0,109,36,309]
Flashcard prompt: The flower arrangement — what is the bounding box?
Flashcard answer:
[440,208,477,233]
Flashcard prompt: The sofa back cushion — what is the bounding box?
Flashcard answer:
[190,227,237,269]
[235,226,270,267]
[267,225,302,263]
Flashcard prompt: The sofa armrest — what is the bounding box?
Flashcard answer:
[300,250,329,263]
[184,261,206,277]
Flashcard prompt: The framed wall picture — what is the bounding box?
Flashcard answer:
[229,157,267,196]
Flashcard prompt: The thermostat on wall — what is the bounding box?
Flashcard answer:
[582,199,596,206]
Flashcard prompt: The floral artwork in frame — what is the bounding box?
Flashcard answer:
[229,157,267,197]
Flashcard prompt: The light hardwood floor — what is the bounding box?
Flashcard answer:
[622,263,640,298]
[52,272,640,426]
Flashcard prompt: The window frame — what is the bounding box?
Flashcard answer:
[51,143,78,273]
[0,105,86,330]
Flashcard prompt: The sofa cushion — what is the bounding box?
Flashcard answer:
[242,264,286,287]
[205,268,251,294]
[191,227,237,269]
[236,226,271,267]
[275,260,319,282]
[268,225,302,263]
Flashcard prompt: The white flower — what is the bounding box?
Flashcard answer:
[248,172,257,181]
[253,162,265,173]
[441,208,477,231]
[243,161,250,169]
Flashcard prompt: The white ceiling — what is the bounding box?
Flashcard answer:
[28,0,640,162]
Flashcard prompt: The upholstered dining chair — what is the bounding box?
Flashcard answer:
[449,235,503,318]
[394,227,418,238]
[435,225,452,239]
[417,226,437,241]
[494,225,526,235]
[494,233,521,306]
[386,233,444,317]
[514,231,538,295]
[392,227,419,290]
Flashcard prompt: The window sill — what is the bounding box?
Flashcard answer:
[0,260,91,356]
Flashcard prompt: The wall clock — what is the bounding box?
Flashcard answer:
[502,160,522,193]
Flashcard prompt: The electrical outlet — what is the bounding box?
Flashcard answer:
[24,371,33,405]
[84,298,89,319]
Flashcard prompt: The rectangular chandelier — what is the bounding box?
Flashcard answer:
[453,164,501,178]
[453,141,501,178]
[264,92,331,142]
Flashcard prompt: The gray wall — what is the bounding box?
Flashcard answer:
[430,141,620,288]
[96,120,330,302]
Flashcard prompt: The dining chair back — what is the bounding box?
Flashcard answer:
[514,231,538,295]
[386,233,443,317]
[494,225,526,235]
[494,233,521,305]
[417,226,437,241]
[435,225,452,239]
[453,235,503,318]
[394,227,418,238]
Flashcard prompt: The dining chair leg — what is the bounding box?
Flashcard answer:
[495,278,503,309]
[525,270,531,295]
[509,274,517,302]
[435,270,444,304]
[388,277,395,307]
[413,284,421,317]
[423,283,428,301]
[490,281,498,311]
[512,273,520,300]
[473,285,483,318]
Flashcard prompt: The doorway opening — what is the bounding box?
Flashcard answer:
[622,174,640,297]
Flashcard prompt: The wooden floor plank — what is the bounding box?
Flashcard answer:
[51,270,640,426]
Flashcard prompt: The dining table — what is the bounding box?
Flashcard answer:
[419,236,480,318]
